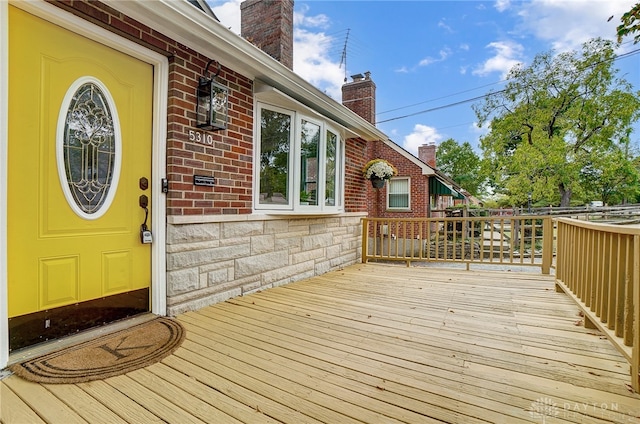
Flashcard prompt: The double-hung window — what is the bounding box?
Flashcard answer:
[387,177,410,210]
[255,102,344,213]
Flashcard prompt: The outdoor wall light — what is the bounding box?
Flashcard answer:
[196,59,228,131]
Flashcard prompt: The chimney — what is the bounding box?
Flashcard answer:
[342,71,376,125]
[241,0,294,70]
[418,143,437,168]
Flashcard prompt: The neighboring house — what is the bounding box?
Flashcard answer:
[0,0,400,366]
[341,75,467,219]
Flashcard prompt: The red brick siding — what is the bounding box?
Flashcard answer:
[241,0,294,70]
[53,0,254,216]
[341,77,376,125]
[367,141,430,218]
[344,138,369,212]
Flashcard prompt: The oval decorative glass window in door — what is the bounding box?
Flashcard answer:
[57,77,121,219]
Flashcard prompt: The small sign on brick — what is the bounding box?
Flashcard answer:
[193,175,215,187]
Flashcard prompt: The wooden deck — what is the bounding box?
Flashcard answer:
[2,264,639,423]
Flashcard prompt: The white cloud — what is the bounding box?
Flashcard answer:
[472,40,524,78]
[438,19,453,33]
[403,124,443,156]
[292,6,345,99]
[494,0,511,12]
[517,0,630,52]
[208,1,344,99]
[470,121,489,135]
[419,47,452,66]
[293,28,344,99]
[209,0,242,33]
[294,4,330,29]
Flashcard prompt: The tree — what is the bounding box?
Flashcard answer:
[474,38,640,207]
[579,143,640,205]
[617,3,640,44]
[435,139,484,196]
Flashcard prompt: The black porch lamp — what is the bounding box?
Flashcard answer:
[196,59,228,131]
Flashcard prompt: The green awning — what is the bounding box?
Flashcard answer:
[429,177,465,199]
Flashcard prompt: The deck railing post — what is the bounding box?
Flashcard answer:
[361,218,368,263]
[541,217,553,275]
[633,234,639,392]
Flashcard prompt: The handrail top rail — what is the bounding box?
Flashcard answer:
[363,215,549,223]
[556,217,640,236]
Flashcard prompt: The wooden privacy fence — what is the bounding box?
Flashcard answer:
[361,216,554,274]
[555,218,640,392]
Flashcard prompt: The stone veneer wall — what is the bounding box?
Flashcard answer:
[165,214,365,315]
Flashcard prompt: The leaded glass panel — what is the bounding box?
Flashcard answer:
[63,82,116,214]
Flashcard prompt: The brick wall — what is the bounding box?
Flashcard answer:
[241,0,294,70]
[344,137,369,212]
[341,72,376,125]
[166,59,254,216]
[54,0,255,216]
[367,141,430,218]
[418,143,437,168]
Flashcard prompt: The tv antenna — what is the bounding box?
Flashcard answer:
[339,28,350,82]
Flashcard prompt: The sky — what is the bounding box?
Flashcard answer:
[206,0,640,157]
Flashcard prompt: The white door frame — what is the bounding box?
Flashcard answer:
[0,0,168,368]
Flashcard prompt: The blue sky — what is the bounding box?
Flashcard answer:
[207,0,640,157]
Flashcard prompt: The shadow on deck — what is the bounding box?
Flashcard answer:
[2,264,639,423]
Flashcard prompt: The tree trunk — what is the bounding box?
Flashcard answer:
[559,182,572,207]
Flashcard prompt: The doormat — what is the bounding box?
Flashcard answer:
[9,317,185,384]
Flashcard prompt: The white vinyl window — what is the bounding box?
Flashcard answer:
[387,177,410,210]
[255,102,344,213]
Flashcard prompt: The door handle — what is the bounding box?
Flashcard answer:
[139,195,152,244]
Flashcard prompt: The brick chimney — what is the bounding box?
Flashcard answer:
[418,143,437,168]
[342,72,376,125]
[241,0,294,70]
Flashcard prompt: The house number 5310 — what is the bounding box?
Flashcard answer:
[188,129,214,145]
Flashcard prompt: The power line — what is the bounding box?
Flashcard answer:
[377,46,640,125]
[377,91,505,124]
[377,79,507,116]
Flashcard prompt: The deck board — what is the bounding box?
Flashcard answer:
[2,264,639,423]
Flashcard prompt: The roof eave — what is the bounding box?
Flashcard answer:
[109,0,386,142]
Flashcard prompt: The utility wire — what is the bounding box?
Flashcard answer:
[377,79,507,116]
[376,46,640,125]
[377,91,505,123]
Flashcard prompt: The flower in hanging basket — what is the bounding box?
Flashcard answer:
[362,158,397,180]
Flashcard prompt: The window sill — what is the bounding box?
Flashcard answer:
[386,208,412,213]
[167,211,365,225]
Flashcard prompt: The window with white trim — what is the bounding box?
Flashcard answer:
[387,177,410,210]
[255,102,344,213]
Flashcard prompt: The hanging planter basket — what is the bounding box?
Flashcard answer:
[362,158,397,190]
[370,177,386,188]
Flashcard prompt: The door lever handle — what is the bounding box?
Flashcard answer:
[139,195,152,244]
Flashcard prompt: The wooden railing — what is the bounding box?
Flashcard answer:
[361,216,554,274]
[555,218,640,392]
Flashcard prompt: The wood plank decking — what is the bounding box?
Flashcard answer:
[2,264,639,423]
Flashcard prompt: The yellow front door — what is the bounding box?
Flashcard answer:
[8,7,153,350]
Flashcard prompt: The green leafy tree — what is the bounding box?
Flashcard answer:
[579,143,640,205]
[617,3,640,43]
[435,138,484,196]
[474,38,640,207]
